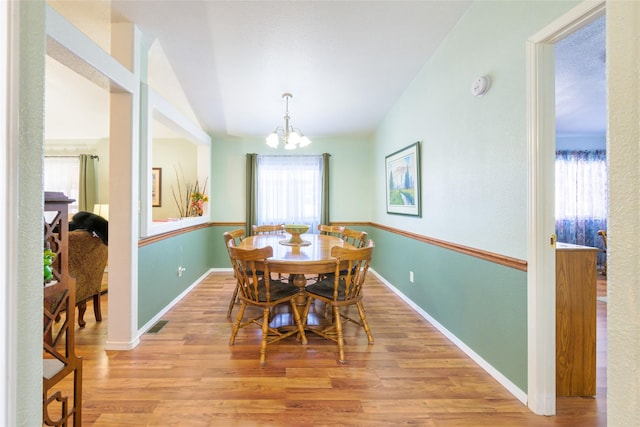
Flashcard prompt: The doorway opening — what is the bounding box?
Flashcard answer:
[526,0,605,416]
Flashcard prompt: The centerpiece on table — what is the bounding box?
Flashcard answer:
[280,224,311,246]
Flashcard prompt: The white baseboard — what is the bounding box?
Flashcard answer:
[104,337,141,351]
[369,268,528,405]
[137,268,214,336]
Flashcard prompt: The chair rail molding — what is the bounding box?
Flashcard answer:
[369,222,527,271]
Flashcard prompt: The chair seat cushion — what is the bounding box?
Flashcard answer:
[256,279,300,302]
[306,278,347,300]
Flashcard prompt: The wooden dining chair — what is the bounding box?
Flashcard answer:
[318,224,345,237]
[225,228,245,245]
[223,229,246,318]
[310,224,347,283]
[252,223,293,281]
[303,240,375,363]
[312,228,368,284]
[252,224,285,235]
[227,245,307,366]
[340,228,368,248]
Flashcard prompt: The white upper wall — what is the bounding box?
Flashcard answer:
[45,1,197,140]
[374,0,581,260]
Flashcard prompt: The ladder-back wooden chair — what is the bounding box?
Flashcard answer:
[340,228,368,248]
[314,228,368,284]
[223,228,246,318]
[228,245,307,366]
[318,224,345,237]
[303,240,375,363]
[252,224,285,234]
[313,224,346,282]
[252,224,290,280]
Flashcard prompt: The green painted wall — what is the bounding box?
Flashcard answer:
[138,224,246,328]
[138,227,214,328]
[369,1,579,392]
[367,226,527,389]
[208,225,244,268]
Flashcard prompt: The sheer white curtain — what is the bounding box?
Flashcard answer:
[555,150,608,266]
[555,150,607,221]
[44,156,80,213]
[256,155,323,232]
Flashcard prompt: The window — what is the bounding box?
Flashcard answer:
[555,150,607,221]
[555,150,608,267]
[44,156,80,213]
[257,155,323,231]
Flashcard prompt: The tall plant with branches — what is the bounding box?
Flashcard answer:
[172,166,208,217]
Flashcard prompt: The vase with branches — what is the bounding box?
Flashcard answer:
[172,166,208,217]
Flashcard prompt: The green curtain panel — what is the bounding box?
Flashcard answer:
[78,154,97,212]
[245,153,258,236]
[321,153,330,225]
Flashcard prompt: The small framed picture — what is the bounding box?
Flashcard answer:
[152,167,162,207]
[385,142,421,216]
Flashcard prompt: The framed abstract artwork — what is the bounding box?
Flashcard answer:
[385,141,421,216]
[152,167,162,207]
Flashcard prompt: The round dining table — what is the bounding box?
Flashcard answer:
[237,233,350,287]
[237,233,352,329]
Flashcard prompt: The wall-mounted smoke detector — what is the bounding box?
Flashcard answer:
[471,75,491,97]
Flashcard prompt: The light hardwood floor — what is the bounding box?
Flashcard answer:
[57,272,606,426]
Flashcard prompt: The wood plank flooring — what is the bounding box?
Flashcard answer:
[56,272,606,426]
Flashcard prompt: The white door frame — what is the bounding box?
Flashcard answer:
[1,0,20,424]
[526,0,605,415]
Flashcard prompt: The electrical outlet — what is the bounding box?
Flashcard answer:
[409,271,414,283]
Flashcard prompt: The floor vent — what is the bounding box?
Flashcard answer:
[146,320,168,334]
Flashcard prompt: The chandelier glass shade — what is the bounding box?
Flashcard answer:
[266,93,311,150]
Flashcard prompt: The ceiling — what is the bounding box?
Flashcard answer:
[44,1,606,142]
[555,15,606,139]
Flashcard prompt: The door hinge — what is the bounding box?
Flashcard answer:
[550,233,557,247]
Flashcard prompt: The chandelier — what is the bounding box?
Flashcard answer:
[266,93,311,150]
